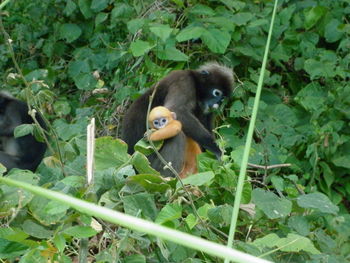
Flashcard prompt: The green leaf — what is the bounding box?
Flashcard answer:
[53,234,66,253]
[130,40,152,57]
[304,6,327,30]
[78,0,93,19]
[150,25,173,42]
[155,203,182,224]
[127,174,172,193]
[185,214,197,229]
[127,18,145,34]
[95,136,129,170]
[295,83,327,111]
[252,188,292,219]
[176,26,205,42]
[156,47,188,61]
[208,205,233,226]
[124,254,146,263]
[90,0,109,12]
[131,152,159,175]
[59,23,82,43]
[189,4,215,16]
[332,155,350,169]
[14,124,33,138]
[325,19,343,43]
[288,216,310,236]
[64,0,77,16]
[180,171,215,186]
[73,73,97,90]
[297,192,339,214]
[95,12,108,26]
[201,28,231,54]
[253,233,320,254]
[63,226,98,238]
[44,201,70,215]
[304,59,336,79]
[22,220,53,239]
[231,12,253,26]
[122,193,157,220]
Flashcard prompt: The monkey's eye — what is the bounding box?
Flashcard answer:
[200,70,210,75]
[212,89,223,97]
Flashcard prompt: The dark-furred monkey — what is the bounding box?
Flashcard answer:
[121,62,233,177]
[148,106,201,178]
[0,92,46,172]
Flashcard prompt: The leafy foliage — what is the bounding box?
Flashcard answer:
[0,0,350,262]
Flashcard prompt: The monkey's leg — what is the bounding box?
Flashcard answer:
[0,151,20,171]
[179,138,202,178]
[148,132,186,177]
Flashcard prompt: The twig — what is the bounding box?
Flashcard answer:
[247,163,291,170]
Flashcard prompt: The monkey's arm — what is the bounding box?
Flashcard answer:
[149,120,182,141]
[172,109,221,159]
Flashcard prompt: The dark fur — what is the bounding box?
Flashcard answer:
[0,92,46,172]
[121,63,233,176]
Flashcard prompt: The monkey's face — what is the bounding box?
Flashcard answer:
[196,70,231,113]
[152,117,168,129]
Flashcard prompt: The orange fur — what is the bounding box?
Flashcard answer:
[148,106,201,178]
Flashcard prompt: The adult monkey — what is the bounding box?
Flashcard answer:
[148,106,201,178]
[121,62,233,177]
[0,92,47,172]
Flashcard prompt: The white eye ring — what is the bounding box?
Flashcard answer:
[212,89,222,97]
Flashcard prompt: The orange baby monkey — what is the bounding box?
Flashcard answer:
[148,106,201,178]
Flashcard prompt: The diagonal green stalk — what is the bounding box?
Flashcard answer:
[0,177,272,263]
[225,0,279,260]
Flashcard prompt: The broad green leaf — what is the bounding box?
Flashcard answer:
[201,28,231,54]
[0,239,28,259]
[297,193,339,214]
[189,4,215,16]
[180,171,215,186]
[295,83,327,111]
[68,60,90,78]
[304,6,327,30]
[53,234,66,253]
[131,151,159,175]
[53,99,71,116]
[304,59,336,79]
[73,73,97,90]
[130,40,152,57]
[155,203,182,224]
[14,124,33,138]
[185,214,197,229]
[332,155,350,169]
[63,226,98,238]
[90,0,109,12]
[95,136,129,170]
[127,174,171,193]
[288,216,310,236]
[44,201,70,215]
[78,0,93,19]
[176,26,205,42]
[253,233,320,254]
[127,18,145,34]
[22,220,53,239]
[252,188,292,219]
[197,203,214,219]
[208,205,233,226]
[29,195,66,225]
[134,138,163,155]
[95,12,108,26]
[231,12,253,26]
[59,23,82,43]
[156,47,188,61]
[325,19,343,43]
[122,193,157,220]
[150,25,173,42]
[64,0,77,16]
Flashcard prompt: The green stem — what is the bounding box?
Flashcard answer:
[225,0,279,260]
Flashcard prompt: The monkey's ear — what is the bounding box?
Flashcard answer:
[171,111,177,120]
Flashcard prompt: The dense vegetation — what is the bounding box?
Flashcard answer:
[0,0,349,262]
